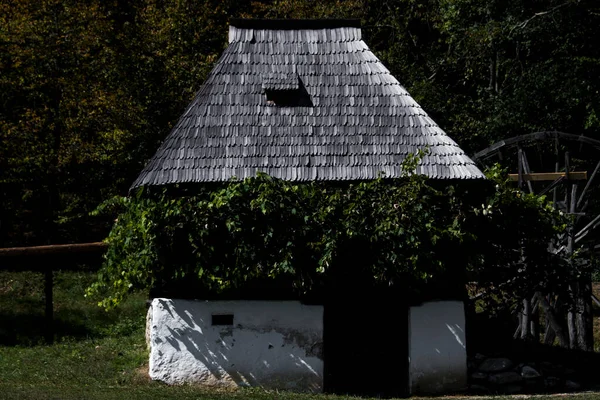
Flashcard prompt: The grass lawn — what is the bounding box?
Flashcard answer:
[0,270,357,399]
[2,270,600,400]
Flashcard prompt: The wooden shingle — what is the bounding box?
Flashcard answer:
[131,19,484,189]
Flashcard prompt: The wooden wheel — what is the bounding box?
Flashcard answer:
[473,131,600,256]
[472,131,600,350]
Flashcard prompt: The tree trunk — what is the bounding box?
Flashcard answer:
[566,181,580,349]
[567,302,578,349]
[575,277,593,351]
[535,292,568,348]
[530,295,540,342]
[521,298,530,340]
[544,321,556,345]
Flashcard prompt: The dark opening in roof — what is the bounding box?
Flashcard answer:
[264,76,313,107]
[265,88,313,107]
[229,18,361,30]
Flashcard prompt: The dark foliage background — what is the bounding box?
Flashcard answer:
[2,0,599,247]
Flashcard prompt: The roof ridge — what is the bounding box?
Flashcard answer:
[229,19,361,30]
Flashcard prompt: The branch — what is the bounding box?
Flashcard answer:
[510,2,573,34]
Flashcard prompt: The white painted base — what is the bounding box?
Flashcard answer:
[408,300,467,394]
[147,299,324,392]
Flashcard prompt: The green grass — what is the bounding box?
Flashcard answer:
[0,270,144,345]
[2,271,600,400]
[0,270,154,398]
[0,270,366,399]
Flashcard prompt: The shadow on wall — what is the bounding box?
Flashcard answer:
[409,301,468,395]
[149,299,324,392]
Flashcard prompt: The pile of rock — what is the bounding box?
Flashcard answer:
[469,354,582,394]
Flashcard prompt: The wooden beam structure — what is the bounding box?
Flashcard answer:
[0,242,107,257]
[0,242,108,344]
[0,242,107,272]
[508,172,587,182]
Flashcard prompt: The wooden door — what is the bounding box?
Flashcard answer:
[323,292,409,397]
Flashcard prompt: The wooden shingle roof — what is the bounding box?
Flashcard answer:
[131,19,484,188]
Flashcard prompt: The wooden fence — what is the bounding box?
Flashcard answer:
[0,242,108,343]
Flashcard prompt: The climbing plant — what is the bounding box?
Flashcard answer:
[88,157,569,310]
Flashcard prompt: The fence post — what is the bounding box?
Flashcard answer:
[44,269,54,344]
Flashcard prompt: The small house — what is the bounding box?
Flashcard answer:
[134,19,484,396]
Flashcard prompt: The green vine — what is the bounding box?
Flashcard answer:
[88,156,570,310]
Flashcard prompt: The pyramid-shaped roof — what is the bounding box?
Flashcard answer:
[131,19,484,189]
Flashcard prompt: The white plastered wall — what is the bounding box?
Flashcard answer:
[409,300,467,394]
[147,299,324,392]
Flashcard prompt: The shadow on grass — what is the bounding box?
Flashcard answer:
[0,308,146,346]
[0,270,147,346]
[0,308,110,346]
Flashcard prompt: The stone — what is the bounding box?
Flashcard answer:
[471,372,488,381]
[501,384,524,394]
[540,362,564,376]
[521,365,541,379]
[488,371,523,385]
[145,305,153,349]
[469,384,489,394]
[523,377,545,393]
[147,299,324,391]
[544,376,561,390]
[565,380,581,391]
[479,358,514,373]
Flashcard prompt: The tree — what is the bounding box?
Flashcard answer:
[5,0,599,249]
[0,0,252,246]
[427,0,600,151]
[0,0,133,245]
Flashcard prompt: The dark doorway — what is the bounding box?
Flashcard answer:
[323,290,409,397]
